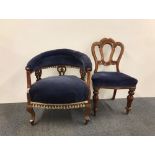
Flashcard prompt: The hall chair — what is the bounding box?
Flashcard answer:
[91,38,138,116]
[25,49,92,125]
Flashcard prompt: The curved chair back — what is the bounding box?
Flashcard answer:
[26,49,92,72]
[91,38,124,72]
[25,49,92,125]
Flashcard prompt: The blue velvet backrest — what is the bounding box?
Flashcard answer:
[26,49,92,72]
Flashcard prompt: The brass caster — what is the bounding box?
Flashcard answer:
[30,119,35,125]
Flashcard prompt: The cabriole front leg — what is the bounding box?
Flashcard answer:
[84,100,91,125]
[26,104,35,125]
[126,88,135,114]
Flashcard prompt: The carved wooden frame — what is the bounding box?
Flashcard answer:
[91,38,136,115]
[26,65,91,125]
[92,38,124,72]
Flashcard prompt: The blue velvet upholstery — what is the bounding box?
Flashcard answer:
[26,49,92,72]
[29,75,89,104]
[92,72,138,88]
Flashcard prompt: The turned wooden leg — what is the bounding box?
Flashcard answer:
[126,88,135,114]
[112,89,117,100]
[93,88,99,116]
[26,105,35,125]
[84,100,91,125]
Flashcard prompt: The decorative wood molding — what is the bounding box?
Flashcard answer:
[57,65,67,76]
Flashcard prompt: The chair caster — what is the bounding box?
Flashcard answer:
[84,116,90,125]
[27,106,35,125]
[30,119,35,125]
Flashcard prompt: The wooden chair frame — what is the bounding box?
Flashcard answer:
[91,38,136,115]
[26,65,91,125]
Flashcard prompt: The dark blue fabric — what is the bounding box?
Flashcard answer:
[29,75,89,104]
[26,49,92,72]
[92,72,138,88]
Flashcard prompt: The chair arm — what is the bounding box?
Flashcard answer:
[86,69,91,89]
[26,68,32,89]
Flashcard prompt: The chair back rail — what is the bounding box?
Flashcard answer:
[91,38,124,72]
[25,49,92,88]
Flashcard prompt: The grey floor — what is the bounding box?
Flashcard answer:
[0,98,155,136]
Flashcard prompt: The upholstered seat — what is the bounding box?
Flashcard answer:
[92,72,138,88]
[29,75,89,104]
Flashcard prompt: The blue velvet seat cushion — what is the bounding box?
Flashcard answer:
[26,49,92,72]
[92,72,138,88]
[29,75,89,104]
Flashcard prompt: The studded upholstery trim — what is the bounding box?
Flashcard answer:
[27,65,84,74]
[30,101,87,110]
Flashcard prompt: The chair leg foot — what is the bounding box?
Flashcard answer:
[27,105,35,125]
[84,100,91,125]
[126,107,132,114]
[112,89,117,100]
[29,119,35,125]
[125,88,135,114]
[93,88,99,116]
[84,116,90,125]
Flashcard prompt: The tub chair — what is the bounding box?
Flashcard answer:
[25,49,92,125]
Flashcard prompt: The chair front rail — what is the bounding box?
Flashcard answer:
[29,101,87,110]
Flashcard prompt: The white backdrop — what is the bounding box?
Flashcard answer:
[0,19,155,103]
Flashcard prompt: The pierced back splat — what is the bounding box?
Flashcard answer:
[91,38,124,72]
